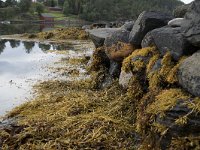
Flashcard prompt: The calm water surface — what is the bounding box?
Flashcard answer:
[0,40,67,117]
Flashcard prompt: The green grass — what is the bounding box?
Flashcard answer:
[43,10,79,21]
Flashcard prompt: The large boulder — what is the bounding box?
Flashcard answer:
[129,11,173,46]
[104,29,130,47]
[182,0,200,47]
[142,27,197,60]
[178,51,200,96]
[88,28,119,48]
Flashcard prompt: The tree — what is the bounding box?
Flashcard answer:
[62,0,184,21]
[4,0,17,7]
[0,0,5,8]
[31,2,45,15]
[18,0,32,13]
[45,0,56,7]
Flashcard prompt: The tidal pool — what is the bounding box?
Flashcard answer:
[0,39,69,117]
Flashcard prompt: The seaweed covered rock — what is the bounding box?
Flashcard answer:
[178,51,200,96]
[104,29,130,47]
[142,27,197,60]
[88,28,119,48]
[138,89,200,149]
[88,46,110,72]
[119,47,158,88]
[129,11,173,46]
[120,21,134,31]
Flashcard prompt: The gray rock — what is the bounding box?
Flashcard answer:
[119,70,133,88]
[104,29,130,47]
[142,27,197,60]
[182,0,200,47]
[88,28,119,48]
[151,59,162,73]
[129,11,173,46]
[120,21,134,31]
[178,51,200,96]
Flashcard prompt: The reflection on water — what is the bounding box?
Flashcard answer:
[0,40,66,116]
[0,22,89,36]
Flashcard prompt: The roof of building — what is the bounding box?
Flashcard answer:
[41,13,54,18]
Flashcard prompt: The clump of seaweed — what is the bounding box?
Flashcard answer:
[0,79,136,149]
[146,88,190,115]
[106,42,136,62]
[87,46,109,72]
[24,27,89,40]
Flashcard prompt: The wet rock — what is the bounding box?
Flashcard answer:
[120,21,134,31]
[88,28,119,48]
[142,27,197,60]
[129,11,173,46]
[178,51,200,96]
[104,29,130,47]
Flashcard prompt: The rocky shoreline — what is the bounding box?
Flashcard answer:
[87,0,200,149]
[0,1,200,149]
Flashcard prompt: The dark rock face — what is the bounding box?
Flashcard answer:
[88,28,119,48]
[104,29,130,47]
[182,0,200,47]
[142,27,197,60]
[120,21,134,31]
[129,11,173,46]
[109,60,121,78]
[178,51,200,96]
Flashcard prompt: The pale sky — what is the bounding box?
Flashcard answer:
[181,0,194,4]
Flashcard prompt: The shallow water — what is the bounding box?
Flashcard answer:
[0,39,94,117]
[0,40,69,117]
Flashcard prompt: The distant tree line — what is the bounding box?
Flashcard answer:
[0,0,184,21]
[0,0,45,20]
[62,0,184,21]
